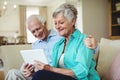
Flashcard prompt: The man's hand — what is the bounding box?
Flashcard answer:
[22,63,35,78]
[84,35,98,49]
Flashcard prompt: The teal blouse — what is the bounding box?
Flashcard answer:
[52,29,100,80]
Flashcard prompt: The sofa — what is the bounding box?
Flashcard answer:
[0,44,31,80]
[96,38,120,80]
[0,38,120,80]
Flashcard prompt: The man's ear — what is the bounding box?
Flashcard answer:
[44,21,47,26]
[44,21,48,29]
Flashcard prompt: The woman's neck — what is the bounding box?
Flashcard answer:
[65,28,75,43]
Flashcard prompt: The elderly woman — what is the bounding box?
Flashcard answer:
[32,3,100,80]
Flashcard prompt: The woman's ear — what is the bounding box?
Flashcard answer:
[71,19,76,27]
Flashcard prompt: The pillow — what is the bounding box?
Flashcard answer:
[96,38,120,79]
[105,52,120,80]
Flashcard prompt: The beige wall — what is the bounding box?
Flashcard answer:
[82,0,109,41]
[47,0,109,41]
[0,4,20,37]
[0,0,109,41]
[47,0,65,30]
[0,1,65,36]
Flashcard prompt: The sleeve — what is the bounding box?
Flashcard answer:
[94,45,99,54]
[31,43,35,49]
[71,45,95,79]
[51,42,59,67]
[52,38,64,67]
[20,63,24,73]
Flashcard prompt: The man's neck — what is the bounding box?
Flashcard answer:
[44,29,51,41]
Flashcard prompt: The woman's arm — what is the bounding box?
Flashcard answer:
[34,60,75,77]
[51,67,75,77]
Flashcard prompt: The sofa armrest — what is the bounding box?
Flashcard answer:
[0,44,31,75]
[0,70,4,80]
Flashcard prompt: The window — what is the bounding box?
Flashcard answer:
[76,1,83,33]
[26,6,39,43]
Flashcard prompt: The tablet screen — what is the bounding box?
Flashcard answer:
[20,49,48,64]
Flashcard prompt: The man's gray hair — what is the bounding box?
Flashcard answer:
[26,15,46,27]
[52,3,78,23]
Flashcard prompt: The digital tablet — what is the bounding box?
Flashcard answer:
[20,49,48,64]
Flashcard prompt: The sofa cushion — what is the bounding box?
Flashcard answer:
[105,52,120,80]
[96,38,120,78]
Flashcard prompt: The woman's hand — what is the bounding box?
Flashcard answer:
[34,60,52,71]
[34,60,75,77]
[22,63,35,78]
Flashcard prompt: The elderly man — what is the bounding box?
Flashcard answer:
[5,15,97,80]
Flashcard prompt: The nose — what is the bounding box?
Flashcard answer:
[55,23,60,29]
[34,30,39,37]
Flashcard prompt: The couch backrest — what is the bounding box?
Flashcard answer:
[0,44,31,75]
[96,38,120,79]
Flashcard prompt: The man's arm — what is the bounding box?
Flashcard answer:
[84,35,98,53]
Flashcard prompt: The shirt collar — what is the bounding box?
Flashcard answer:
[70,29,81,39]
[48,29,58,38]
[38,29,58,42]
[60,29,81,43]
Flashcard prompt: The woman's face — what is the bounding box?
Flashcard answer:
[54,14,75,38]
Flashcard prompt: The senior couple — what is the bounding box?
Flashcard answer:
[6,3,100,80]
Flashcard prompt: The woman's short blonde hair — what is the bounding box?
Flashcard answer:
[52,3,78,23]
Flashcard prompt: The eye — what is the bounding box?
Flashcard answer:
[36,27,41,31]
[54,22,57,25]
[60,21,64,24]
[32,30,35,34]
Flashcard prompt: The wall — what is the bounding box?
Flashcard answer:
[0,0,109,42]
[0,1,65,43]
[47,0,82,30]
[47,0,65,30]
[82,0,109,41]
[0,3,20,39]
[0,1,65,36]
[47,0,109,41]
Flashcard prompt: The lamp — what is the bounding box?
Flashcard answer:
[0,1,7,16]
[0,0,17,17]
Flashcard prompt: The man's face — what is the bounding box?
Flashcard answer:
[28,19,48,40]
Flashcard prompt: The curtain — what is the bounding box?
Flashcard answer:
[19,6,47,43]
[19,6,47,37]
[19,5,27,37]
[39,6,47,27]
